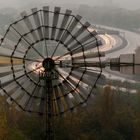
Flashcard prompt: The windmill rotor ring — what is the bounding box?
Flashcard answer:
[0,6,104,116]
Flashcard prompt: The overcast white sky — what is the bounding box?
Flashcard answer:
[0,0,140,10]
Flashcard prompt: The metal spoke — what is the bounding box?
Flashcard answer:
[54,39,96,61]
[0,85,25,111]
[13,56,42,63]
[51,16,74,58]
[0,54,42,63]
[13,65,42,81]
[54,69,76,90]
[54,69,85,101]
[24,79,41,110]
[23,58,42,63]
[40,10,48,57]
[11,25,45,59]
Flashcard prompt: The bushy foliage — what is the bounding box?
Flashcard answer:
[0,86,140,139]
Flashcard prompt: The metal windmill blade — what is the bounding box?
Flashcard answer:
[0,6,104,139]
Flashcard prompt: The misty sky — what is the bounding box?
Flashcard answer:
[0,0,140,10]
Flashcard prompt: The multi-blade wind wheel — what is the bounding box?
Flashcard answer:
[0,6,107,140]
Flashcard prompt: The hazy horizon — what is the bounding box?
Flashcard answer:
[0,0,140,11]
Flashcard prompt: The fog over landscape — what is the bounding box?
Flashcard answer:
[0,1,140,140]
[0,0,140,10]
[0,0,140,38]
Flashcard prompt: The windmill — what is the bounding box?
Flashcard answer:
[0,6,105,140]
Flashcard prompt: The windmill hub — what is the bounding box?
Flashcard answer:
[42,58,55,71]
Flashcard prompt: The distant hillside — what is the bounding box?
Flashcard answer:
[0,7,17,29]
[0,5,140,33]
[77,5,140,31]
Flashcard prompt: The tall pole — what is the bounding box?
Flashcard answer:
[42,58,55,140]
[45,71,54,140]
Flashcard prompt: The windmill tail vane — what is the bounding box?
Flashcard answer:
[106,50,140,75]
